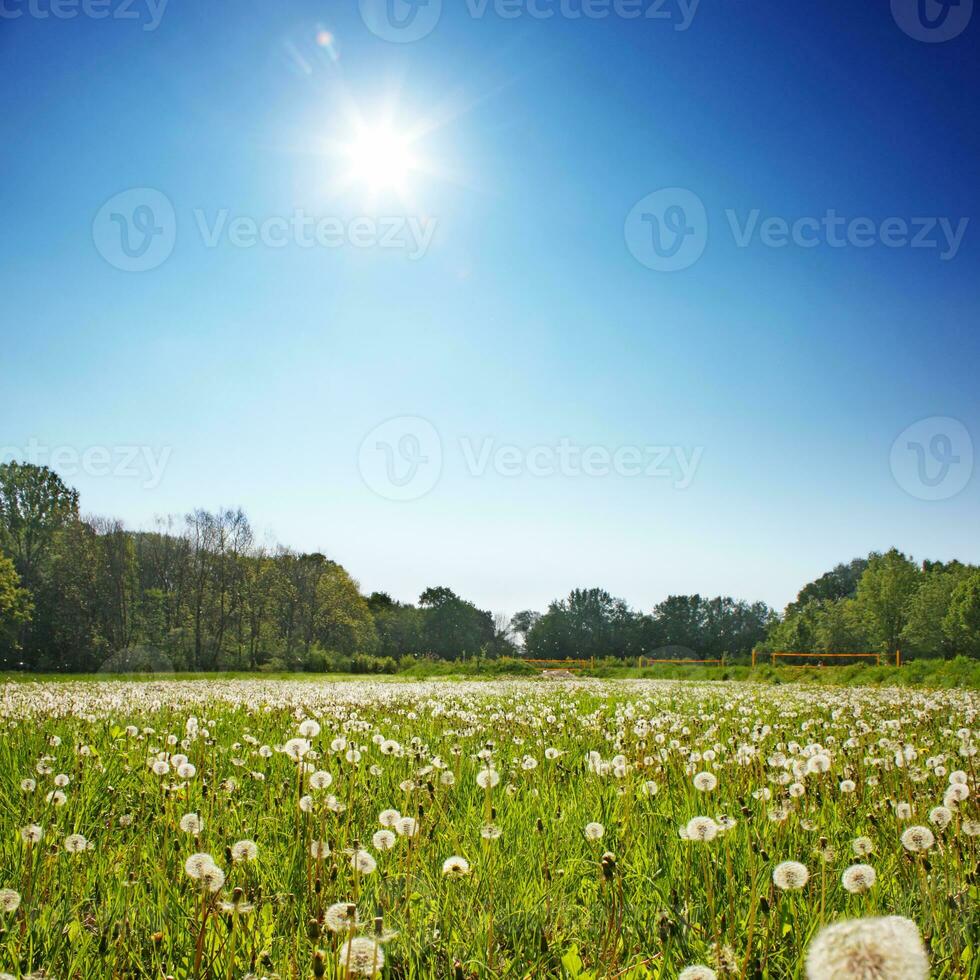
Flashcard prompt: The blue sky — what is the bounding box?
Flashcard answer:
[1,0,978,616]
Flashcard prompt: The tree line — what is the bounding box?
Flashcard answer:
[0,461,977,672]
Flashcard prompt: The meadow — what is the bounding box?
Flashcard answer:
[0,677,977,979]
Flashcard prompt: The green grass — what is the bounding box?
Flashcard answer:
[0,676,977,978]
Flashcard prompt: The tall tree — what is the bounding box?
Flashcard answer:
[0,462,79,587]
[853,549,920,655]
[0,553,32,667]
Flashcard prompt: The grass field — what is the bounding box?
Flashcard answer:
[0,677,977,978]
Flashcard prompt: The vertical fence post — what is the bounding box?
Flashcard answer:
[751,648,756,668]
[896,649,901,668]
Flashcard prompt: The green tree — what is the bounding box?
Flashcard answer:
[0,553,32,666]
[419,586,494,659]
[0,462,80,587]
[854,549,920,655]
[943,570,980,658]
[315,564,377,655]
[903,564,972,658]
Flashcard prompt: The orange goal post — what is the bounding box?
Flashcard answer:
[754,650,901,668]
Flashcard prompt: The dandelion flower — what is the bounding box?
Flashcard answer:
[693,772,717,792]
[841,864,876,894]
[378,808,401,827]
[179,812,203,834]
[351,849,377,875]
[64,833,89,854]
[685,816,719,842]
[442,856,470,877]
[20,824,43,844]
[0,889,20,914]
[338,936,384,977]
[395,816,418,838]
[185,852,217,879]
[679,967,717,980]
[476,768,500,789]
[372,829,397,851]
[231,839,259,862]
[325,902,359,933]
[584,821,605,842]
[773,860,809,891]
[310,840,330,860]
[309,770,333,790]
[805,915,928,980]
[900,826,935,853]
[851,836,874,857]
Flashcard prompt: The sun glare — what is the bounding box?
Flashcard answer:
[342,122,418,196]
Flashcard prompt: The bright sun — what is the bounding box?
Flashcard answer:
[342,122,418,196]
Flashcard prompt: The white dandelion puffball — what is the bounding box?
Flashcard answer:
[184,852,216,879]
[679,967,717,980]
[351,849,377,875]
[928,806,952,829]
[20,824,43,844]
[372,829,397,851]
[841,864,877,894]
[851,836,874,857]
[0,889,21,914]
[693,771,717,792]
[200,863,225,892]
[179,812,203,834]
[584,821,605,842]
[298,719,321,738]
[442,855,471,877]
[900,826,935,853]
[379,808,401,828]
[325,902,359,933]
[64,833,89,854]
[395,816,418,837]
[773,860,810,890]
[310,840,330,860]
[806,916,928,980]
[231,839,259,862]
[476,768,500,789]
[685,816,719,842]
[309,770,333,790]
[338,936,384,977]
